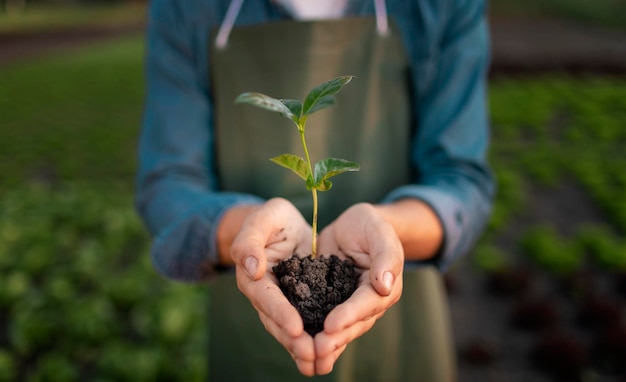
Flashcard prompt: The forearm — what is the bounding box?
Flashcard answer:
[136,173,264,281]
[375,199,443,261]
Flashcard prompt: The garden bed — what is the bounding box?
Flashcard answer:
[450,76,626,382]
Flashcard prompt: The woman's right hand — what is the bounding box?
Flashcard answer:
[228,198,316,376]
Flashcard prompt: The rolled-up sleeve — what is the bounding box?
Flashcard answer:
[135,0,263,282]
[383,0,495,271]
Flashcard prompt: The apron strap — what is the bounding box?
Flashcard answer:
[214,0,390,49]
[215,0,245,49]
[374,0,389,36]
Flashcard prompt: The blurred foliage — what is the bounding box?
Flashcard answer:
[481,75,626,273]
[0,184,209,381]
[0,37,211,380]
[488,76,626,230]
[520,225,584,275]
[0,36,144,188]
[472,243,510,272]
[577,225,626,271]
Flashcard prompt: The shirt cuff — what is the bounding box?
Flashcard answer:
[151,193,264,282]
[381,185,467,271]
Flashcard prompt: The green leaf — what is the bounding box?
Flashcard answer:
[313,158,360,191]
[302,76,353,116]
[270,154,311,181]
[279,99,303,121]
[306,96,336,115]
[235,92,294,119]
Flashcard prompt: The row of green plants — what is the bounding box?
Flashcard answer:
[0,184,208,381]
[490,76,626,144]
[475,224,626,276]
[488,77,626,224]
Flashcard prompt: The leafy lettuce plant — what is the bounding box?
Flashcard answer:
[235,76,360,258]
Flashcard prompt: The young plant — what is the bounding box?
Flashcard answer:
[235,76,360,258]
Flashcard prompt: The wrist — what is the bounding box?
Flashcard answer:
[216,204,262,266]
[375,199,443,261]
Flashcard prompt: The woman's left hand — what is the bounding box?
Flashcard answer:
[314,203,404,375]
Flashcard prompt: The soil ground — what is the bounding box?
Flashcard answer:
[0,23,143,66]
[489,18,626,75]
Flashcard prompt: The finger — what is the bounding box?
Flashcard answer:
[230,203,284,279]
[369,258,402,297]
[323,278,401,334]
[231,227,269,280]
[258,310,315,362]
[316,314,379,358]
[236,267,303,337]
[315,343,347,375]
[231,198,310,279]
[291,352,315,377]
[364,219,404,296]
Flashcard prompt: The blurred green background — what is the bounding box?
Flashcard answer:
[0,1,625,381]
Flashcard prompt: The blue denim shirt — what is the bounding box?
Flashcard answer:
[136,0,495,282]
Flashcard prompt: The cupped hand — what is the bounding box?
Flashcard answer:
[229,197,316,376]
[314,203,404,375]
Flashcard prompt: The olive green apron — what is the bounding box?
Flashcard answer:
[208,7,456,382]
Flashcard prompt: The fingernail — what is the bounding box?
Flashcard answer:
[382,271,394,292]
[244,256,258,278]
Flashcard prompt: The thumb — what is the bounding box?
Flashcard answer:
[371,268,395,296]
[366,223,402,296]
[368,233,403,296]
[366,213,404,296]
[243,251,266,280]
[230,232,268,281]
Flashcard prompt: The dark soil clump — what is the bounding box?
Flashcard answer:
[273,254,360,336]
[591,324,626,375]
[616,271,626,298]
[485,266,533,296]
[560,269,597,299]
[577,295,622,329]
[461,337,500,366]
[511,297,560,331]
[530,332,589,381]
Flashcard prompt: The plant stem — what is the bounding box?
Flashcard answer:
[298,121,317,258]
[311,188,318,257]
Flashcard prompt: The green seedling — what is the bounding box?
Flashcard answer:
[235,76,360,258]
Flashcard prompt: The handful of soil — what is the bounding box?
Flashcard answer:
[273,254,360,336]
